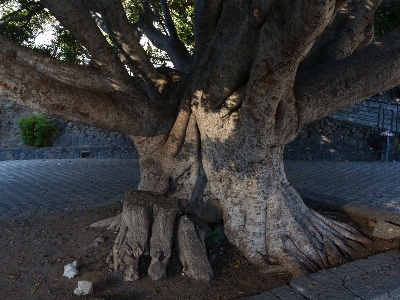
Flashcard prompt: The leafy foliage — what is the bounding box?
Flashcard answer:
[169,0,194,50]
[18,113,57,147]
[0,0,51,45]
[374,0,400,37]
[2,0,398,69]
[121,0,194,66]
[50,29,90,64]
[0,0,89,64]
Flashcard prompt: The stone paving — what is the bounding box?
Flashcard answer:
[251,250,400,300]
[0,159,140,220]
[285,161,400,224]
[1,158,400,299]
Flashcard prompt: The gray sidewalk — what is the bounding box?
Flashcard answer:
[1,159,400,223]
[285,161,400,223]
[251,249,400,300]
[1,158,400,299]
[0,159,140,220]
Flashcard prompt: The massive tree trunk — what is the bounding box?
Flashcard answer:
[194,145,368,277]
[1,0,400,279]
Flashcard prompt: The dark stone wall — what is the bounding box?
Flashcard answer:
[0,98,138,160]
[0,146,138,161]
[2,103,399,161]
[52,120,134,149]
[284,116,399,161]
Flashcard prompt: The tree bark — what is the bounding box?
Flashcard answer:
[201,146,369,276]
[1,0,398,280]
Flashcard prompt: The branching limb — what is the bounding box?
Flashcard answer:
[191,0,263,109]
[0,34,131,93]
[137,0,191,72]
[159,0,179,40]
[241,0,336,140]
[96,0,169,102]
[191,0,223,66]
[41,0,126,76]
[0,51,175,137]
[295,25,400,127]
[299,0,382,73]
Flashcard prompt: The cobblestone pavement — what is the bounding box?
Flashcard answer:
[0,159,140,220]
[251,249,400,300]
[2,158,400,299]
[285,161,400,223]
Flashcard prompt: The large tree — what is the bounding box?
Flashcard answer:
[1,0,400,278]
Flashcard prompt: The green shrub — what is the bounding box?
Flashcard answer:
[18,113,57,147]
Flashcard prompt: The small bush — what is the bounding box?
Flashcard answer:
[18,113,57,147]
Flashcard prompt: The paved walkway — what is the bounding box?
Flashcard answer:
[0,159,139,220]
[1,158,400,299]
[1,159,400,223]
[285,161,400,223]
[251,249,400,300]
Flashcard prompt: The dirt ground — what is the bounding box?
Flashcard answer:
[0,203,399,300]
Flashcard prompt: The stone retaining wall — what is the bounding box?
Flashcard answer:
[284,116,400,161]
[2,95,400,161]
[0,146,138,161]
[0,98,138,161]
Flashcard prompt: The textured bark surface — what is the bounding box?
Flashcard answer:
[109,191,180,281]
[148,196,179,280]
[176,216,213,281]
[109,191,152,281]
[1,0,399,278]
[108,191,214,281]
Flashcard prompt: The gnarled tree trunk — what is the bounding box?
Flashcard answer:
[1,0,400,281]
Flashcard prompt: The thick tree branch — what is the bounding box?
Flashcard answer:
[40,0,126,76]
[96,0,169,102]
[0,51,176,137]
[137,1,191,72]
[0,34,133,93]
[241,0,336,140]
[299,0,382,73]
[191,0,223,66]
[159,0,179,40]
[295,26,400,127]
[191,0,263,109]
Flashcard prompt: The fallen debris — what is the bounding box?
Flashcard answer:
[73,280,93,296]
[63,261,78,279]
[89,214,121,228]
[87,237,105,249]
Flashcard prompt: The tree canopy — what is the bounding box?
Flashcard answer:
[1,0,399,67]
[1,0,400,279]
[0,0,195,66]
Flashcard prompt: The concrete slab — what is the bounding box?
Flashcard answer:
[372,221,400,239]
[330,263,366,280]
[344,277,389,300]
[290,276,328,298]
[271,285,307,299]
[314,286,361,300]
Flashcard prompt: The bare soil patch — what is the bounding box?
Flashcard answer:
[0,204,398,300]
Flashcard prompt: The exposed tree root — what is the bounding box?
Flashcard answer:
[223,180,371,278]
[107,191,213,281]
